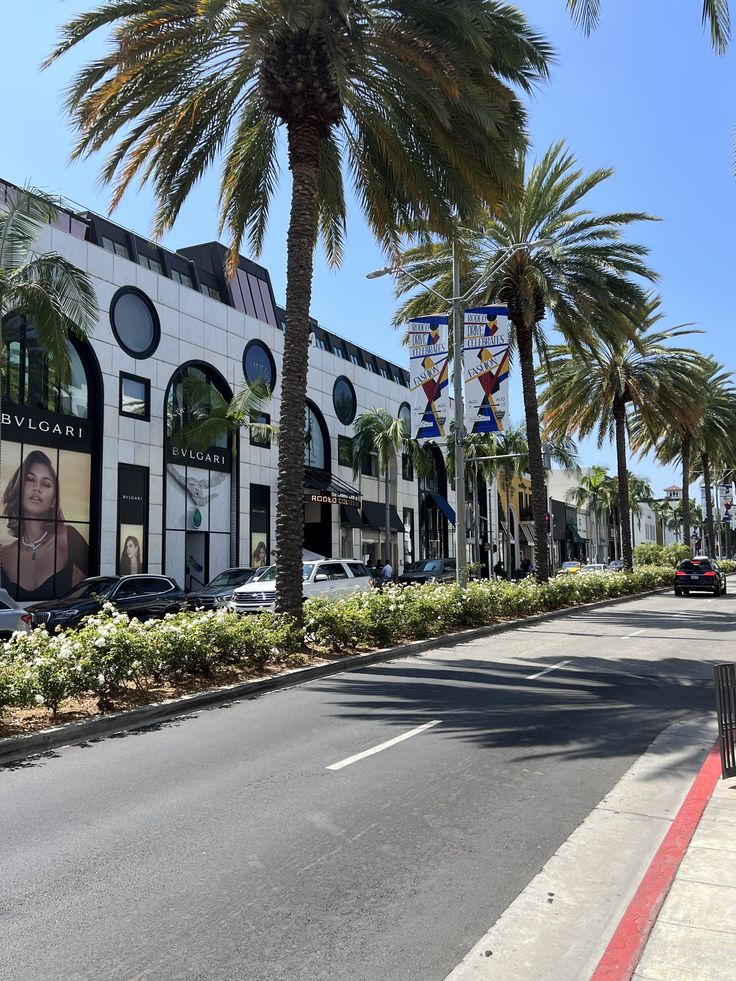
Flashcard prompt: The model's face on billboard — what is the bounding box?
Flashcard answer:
[23,463,55,517]
[126,538,138,558]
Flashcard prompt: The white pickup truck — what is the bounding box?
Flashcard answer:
[229,558,373,614]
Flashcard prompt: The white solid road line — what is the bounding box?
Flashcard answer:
[526,660,571,681]
[623,628,645,639]
[326,720,442,771]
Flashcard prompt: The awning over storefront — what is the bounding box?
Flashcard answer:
[499,519,515,545]
[304,466,361,509]
[566,522,586,545]
[340,504,363,529]
[362,500,405,532]
[430,492,456,526]
[520,522,535,546]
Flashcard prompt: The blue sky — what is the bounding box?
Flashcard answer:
[2,0,735,493]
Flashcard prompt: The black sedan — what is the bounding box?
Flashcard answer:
[29,575,186,630]
[186,567,255,610]
[398,558,457,585]
[674,558,727,597]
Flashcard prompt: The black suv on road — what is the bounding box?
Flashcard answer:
[674,558,727,597]
[30,575,186,630]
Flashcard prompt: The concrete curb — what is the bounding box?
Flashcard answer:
[0,584,669,766]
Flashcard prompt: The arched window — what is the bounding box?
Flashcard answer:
[166,364,231,449]
[304,402,329,470]
[2,315,89,418]
[398,402,411,436]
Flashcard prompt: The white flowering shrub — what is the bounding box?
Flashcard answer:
[0,567,674,718]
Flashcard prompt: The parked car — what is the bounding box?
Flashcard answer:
[229,559,373,613]
[557,561,582,576]
[29,575,186,630]
[579,563,608,575]
[398,558,456,585]
[674,557,727,597]
[608,559,625,572]
[187,567,255,610]
[0,588,32,640]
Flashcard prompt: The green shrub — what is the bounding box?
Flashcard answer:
[633,543,691,567]
[0,566,675,720]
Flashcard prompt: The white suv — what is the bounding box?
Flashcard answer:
[229,559,372,614]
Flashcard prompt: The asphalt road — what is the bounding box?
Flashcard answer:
[1,588,727,981]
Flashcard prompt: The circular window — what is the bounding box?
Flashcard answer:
[110,287,160,359]
[243,340,276,391]
[333,376,357,426]
[398,402,411,435]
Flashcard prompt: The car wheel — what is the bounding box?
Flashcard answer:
[723,581,727,594]
[714,586,721,597]
[674,588,682,597]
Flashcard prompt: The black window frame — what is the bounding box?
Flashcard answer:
[250,411,271,449]
[243,338,277,392]
[361,452,379,478]
[402,453,414,481]
[333,376,357,426]
[110,286,161,360]
[119,371,151,420]
[338,435,353,468]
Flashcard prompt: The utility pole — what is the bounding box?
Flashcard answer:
[452,234,467,587]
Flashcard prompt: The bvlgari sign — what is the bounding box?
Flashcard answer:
[165,440,232,473]
[1,403,91,451]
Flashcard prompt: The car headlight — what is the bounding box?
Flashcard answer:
[217,593,233,605]
[55,608,80,619]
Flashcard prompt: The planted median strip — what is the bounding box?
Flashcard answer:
[1,563,731,742]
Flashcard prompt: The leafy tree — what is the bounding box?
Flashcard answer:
[541,302,702,569]
[0,187,97,471]
[566,465,613,563]
[394,141,655,580]
[351,407,429,568]
[566,0,730,53]
[48,0,551,618]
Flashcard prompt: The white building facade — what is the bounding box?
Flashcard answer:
[0,180,458,601]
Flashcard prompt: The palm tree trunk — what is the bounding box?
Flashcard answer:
[613,399,633,570]
[516,322,549,581]
[384,464,391,571]
[275,122,321,620]
[681,436,691,551]
[702,451,715,557]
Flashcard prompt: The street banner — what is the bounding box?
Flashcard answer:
[407,315,450,440]
[463,305,510,434]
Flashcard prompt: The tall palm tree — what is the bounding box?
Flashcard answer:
[48,1,551,619]
[688,363,736,555]
[394,141,655,581]
[566,0,730,53]
[627,473,654,549]
[540,303,702,569]
[566,465,611,563]
[0,187,97,470]
[351,407,429,568]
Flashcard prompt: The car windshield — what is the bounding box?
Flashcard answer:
[406,560,444,573]
[206,570,253,588]
[61,578,119,600]
[252,564,315,583]
[562,562,580,570]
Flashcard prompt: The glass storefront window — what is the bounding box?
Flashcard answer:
[2,316,88,418]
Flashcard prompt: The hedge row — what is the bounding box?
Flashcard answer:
[0,566,682,719]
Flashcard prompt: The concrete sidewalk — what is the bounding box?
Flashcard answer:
[633,771,736,981]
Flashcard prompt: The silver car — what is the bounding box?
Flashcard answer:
[0,588,32,640]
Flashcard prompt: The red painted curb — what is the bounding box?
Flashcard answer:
[590,739,722,981]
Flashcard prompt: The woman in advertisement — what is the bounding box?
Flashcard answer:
[119,535,142,575]
[251,540,268,568]
[0,449,87,600]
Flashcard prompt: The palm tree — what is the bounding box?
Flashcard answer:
[48,1,551,619]
[566,466,611,563]
[566,0,730,52]
[688,363,736,555]
[627,473,654,549]
[351,407,429,569]
[540,303,702,569]
[394,141,655,581]
[0,187,97,471]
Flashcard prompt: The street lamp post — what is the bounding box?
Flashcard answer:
[368,236,552,587]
